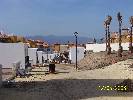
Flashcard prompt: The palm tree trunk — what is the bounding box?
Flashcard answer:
[118,21,122,57]
[107,25,111,54]
[129,25,133,53]
[105,25,108,51]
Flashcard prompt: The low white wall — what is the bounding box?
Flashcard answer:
[43,53,58,61]
[69,47,85,63]
[0,64,2,87]
[43,54,52,61]
[0,43,27,69]
[86,43,130,52]
[28,48,38,65]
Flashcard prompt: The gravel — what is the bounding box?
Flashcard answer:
[78,51,133,70]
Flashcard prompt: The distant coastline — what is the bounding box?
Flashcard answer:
[25,35,103,44]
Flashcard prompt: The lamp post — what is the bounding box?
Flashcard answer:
[129,16,133,53]
[117,12,123,57]
[105,15,112,55]
[74,32,78,70]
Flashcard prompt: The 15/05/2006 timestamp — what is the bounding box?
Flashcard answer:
[97,85,127,91]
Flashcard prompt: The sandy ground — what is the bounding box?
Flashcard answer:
[1,59,133,100]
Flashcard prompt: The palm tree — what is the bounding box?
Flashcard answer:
[129,16,133,53]
[104,20,108,51]
[117,12,123,57]
[106,15,112,55]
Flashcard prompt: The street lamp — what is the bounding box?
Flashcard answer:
[129,16,133,53]
[74,32,78,70]
[117,12,123,57]
[105,15,112,54]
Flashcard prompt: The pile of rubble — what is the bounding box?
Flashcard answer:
[78,51,133,70]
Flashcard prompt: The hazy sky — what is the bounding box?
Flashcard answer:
[0,0,133,38]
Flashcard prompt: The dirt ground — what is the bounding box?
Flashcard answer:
[1,59,133,100]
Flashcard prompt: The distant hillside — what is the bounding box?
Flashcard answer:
[26,35,94,44]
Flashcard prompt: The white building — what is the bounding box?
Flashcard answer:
[0,43,28,69]
[69,47,85,63]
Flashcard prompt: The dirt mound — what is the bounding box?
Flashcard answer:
[78,51,133,70]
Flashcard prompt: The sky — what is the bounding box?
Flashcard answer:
[0,0,133,38]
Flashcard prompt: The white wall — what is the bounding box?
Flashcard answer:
[0,43,27,69]
[86,43,106,52]
[43,53,58,61]
[86,43,130,52]
[28,48,38,65]
[69,47,85,63]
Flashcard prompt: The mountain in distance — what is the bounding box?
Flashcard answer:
[25,35,94,44]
